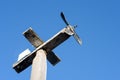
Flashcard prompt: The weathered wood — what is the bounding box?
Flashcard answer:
[23,28,60,65]
[13,27,73,73]
[23,27,44,48]
[30,49,47,80]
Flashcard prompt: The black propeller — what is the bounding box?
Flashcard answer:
[60,12,82,45]
[61,12,69,26]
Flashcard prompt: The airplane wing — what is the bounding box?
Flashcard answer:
[23,27,44,48]
[47,51,60,66]
[23,27,60,65]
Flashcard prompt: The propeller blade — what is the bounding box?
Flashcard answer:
[61,12,69,26]
[73,31,82,45]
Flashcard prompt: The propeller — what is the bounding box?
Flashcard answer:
[61,12,69,26]
[61,12,82,45]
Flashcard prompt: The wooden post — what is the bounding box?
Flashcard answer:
[30,49,47,80]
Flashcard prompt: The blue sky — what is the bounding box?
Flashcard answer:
[0,0,120,80]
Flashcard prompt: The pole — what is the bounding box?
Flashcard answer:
[30,49,47,80]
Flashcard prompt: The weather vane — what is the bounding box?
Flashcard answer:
[13,12,82,80]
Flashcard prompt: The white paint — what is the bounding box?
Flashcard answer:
[30,49,47,80]
[18,49,31,61]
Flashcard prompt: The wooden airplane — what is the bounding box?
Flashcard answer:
[13,12,82,73]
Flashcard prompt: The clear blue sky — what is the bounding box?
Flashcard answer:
[0,0,120,80]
